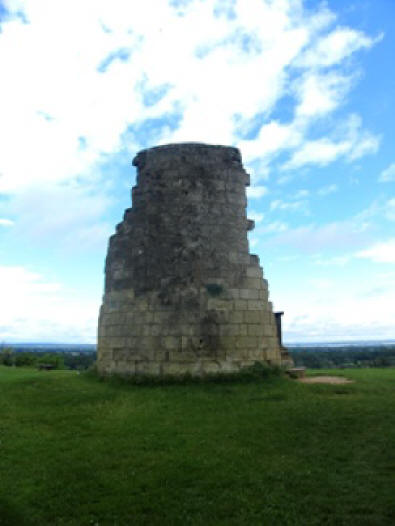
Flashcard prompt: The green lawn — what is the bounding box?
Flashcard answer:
[0,366,394,525]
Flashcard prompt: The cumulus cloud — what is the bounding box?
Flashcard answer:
[317,184,338,196]
[294,26,380,68]
[4,181,114,251]
[270,198,308,213]
[248,210,265,223]
[269,215,372,253]
[247,186,268,199]
[258,221,288,234]
[0,265,99,342]
[277,274,395,342]
[0,218,14,226]
[386,198,395,221]
[379,163,395,183]
[293,189,309,199]
[0,0,381,196]
[283,114,379,170]
[294,70,354,119]
[356,239,395,263]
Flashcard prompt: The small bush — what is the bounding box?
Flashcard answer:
[0,347,15,366]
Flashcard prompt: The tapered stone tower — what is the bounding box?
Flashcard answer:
[97,143,285,375]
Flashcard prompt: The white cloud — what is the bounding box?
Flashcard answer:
[248,210,265,223]
[294,71,354,118]
[247,185,268,199]
[0,265,99,342]
[239,120,302,162]
[386,198,395,221]
[309,277,333,290]
[0,0,380,196]
[293,189,309,199]
[283,138,349,168]
[0,218,14,227]
[379,163,395,183]
[5,181,114,250]
[270,199,308,213]
[276,273,395,342]
[295,26,379,68]
[283,114,379,169]
[270,214,372,252]
[258,221,288,234]
[356,239,395,263]
[313,254,351,266]
[318,184,338,196]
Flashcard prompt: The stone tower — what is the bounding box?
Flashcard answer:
[97,143,285,376]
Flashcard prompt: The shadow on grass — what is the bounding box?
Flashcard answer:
[0,498,34,526]
[85,361,284,388]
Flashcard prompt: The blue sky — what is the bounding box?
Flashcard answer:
[0,0,394,343]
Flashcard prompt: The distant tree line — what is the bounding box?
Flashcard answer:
[289,345,395,369]
[1,344,395,371]
[0,347,96,370]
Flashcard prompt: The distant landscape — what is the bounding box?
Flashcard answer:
[1,340,395,370]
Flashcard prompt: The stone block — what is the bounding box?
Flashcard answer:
[219,360,240,373]
[235,336,260,349]
[124,288,135,300]
[220,324,247,336]
[247,300,265,310]
[125,337,138,348]
[169,350,198,362]
[246,278,264,290]
[244,311,263,324]
[228,311,243,323]
[162,336,181,350]
[136,299,149,311]
[240,288,260,300]
[234,299,248,310]
[239,360,255,369]
[162,362,191,375]
[112,349,130,361]
[226,348,249,360]
[259,290,268,301]
[246,266,263,278]
[263,324,275,337]
[247,349,266,361]
[135,361,160,375]
[107,337,126,349]
[201,361,221,374]
[124,323,142,336]
[207,298,230,311]
[153,311,171,324]
[228,288,240,299]
[247,324,264,336]
[180,324,198,336]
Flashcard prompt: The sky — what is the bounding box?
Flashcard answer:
[0,0,394,344]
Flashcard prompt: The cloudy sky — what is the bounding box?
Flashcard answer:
[0,0,394,344]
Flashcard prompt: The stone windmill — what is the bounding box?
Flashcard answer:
[97,143,289,375]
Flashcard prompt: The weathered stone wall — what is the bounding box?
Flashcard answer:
[97,143,284,375]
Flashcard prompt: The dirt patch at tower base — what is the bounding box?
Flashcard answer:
[298,376,354,384]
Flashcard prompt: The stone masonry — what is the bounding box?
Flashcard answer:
[97,143,286,376]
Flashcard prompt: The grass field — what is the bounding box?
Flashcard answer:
[0,366,394,525]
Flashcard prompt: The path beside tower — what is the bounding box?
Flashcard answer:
[97,143,291,376]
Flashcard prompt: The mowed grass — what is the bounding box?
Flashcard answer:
[0,367,394,525]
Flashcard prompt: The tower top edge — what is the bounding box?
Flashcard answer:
[132,142,242,167]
